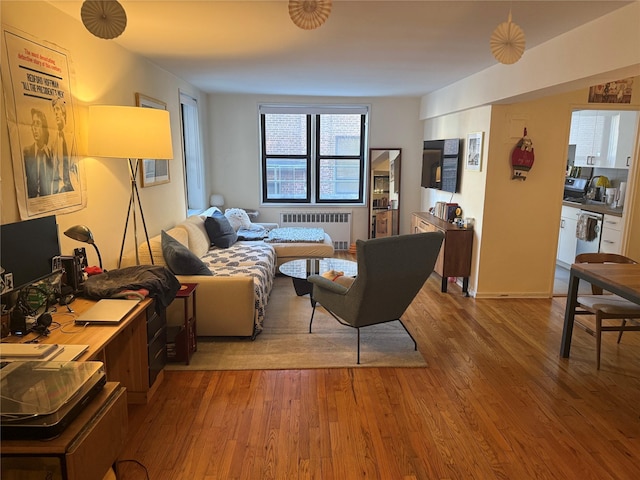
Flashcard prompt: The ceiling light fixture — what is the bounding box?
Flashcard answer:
[81,0,127,40]
[288,0,332,30]
[490,10,526,65]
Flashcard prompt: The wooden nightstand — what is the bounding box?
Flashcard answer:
[167,283,198,365]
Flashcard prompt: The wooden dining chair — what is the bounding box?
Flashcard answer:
[574,253,640,369]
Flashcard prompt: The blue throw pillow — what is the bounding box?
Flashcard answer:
[161,231,212,276]
[204,212,238,248]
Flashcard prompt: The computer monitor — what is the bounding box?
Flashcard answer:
[1,215,61,293]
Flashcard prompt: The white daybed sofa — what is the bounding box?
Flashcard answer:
[127,209,334,338]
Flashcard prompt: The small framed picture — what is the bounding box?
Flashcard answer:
[135,93,170,187]
[466,132,484,171]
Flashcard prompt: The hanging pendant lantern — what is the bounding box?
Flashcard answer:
[490,10,526,65]
[81,0,127,40]
[289,0,332,30]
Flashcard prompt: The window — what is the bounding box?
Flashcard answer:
[260,105,368,204]
[180,92,205,214]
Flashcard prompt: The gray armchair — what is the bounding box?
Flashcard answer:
[307,232,444,364]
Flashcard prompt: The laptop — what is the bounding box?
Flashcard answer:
[75,298,141,325]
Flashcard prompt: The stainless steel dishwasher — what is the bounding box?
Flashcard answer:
[575,210,603,255]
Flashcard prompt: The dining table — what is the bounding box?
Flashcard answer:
[560,262,640,357]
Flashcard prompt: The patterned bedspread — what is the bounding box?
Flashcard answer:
[200,241,276,334]
[265,227,326,243]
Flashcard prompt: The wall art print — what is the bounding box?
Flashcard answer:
[588,77,634,104]
[135,93,170,187]
[2,26,87,219]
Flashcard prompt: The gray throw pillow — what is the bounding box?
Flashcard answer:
[161,230,212,276]
[204,212,238,248]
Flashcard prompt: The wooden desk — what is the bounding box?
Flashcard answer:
[560,263,640,357]
[2,382,127,480]
[3,297,165,404]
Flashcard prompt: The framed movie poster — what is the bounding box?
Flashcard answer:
[2,26,87,219]
[135,93,170,187]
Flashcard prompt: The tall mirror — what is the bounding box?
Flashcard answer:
[369,148,401,238]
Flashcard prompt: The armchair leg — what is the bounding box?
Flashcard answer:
[309,303,317,334]
[357,328,360,365]
[399,320,418,351]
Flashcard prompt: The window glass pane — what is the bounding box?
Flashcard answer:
[319,114,362,156]
[265,158,308,200]
[318,158,361,200]
[264,114,307,155]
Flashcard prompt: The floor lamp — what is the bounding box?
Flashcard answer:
[89,105,173,268]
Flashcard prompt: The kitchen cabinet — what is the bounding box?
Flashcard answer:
[412,212,473,294]
[610,111,638,169]
[600,214,623,254]
[570,110,609,167]
[570,109,638,169]
[557,205,579,266]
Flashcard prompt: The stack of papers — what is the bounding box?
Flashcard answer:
[0,343,89,362]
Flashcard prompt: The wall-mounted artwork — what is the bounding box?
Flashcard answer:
[135,93,170,187]
[2,26,87,219]
[466,132,483,172]
[588,77,634,104]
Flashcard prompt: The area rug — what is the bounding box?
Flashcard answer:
[165,276,428,370]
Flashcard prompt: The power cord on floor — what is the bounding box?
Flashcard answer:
[114,459,150,479]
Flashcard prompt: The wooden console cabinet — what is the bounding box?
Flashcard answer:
[412,212,473,294]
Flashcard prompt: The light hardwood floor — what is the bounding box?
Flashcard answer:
[118,268,640,480]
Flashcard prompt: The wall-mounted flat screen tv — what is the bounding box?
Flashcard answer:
[1,215,61,293]
[421,138,462,193]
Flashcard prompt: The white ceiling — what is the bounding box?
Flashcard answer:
[47,0,634,97]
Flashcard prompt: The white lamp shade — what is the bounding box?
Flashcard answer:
[89,105,173,159]
[210,194,225,207]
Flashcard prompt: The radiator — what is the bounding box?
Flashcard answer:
[279,211,352,250]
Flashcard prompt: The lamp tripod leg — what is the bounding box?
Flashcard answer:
[118,188,135,269]
[132,169,153,264]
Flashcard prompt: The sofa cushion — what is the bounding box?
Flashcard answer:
[182,216,213,257]
[204,213,238,248]
[225,208,252,231]
[161,230,212,276]
[137,226,189,266]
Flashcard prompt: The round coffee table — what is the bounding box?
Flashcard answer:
[279,258,357,296]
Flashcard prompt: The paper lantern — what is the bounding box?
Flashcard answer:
[490,11,526,65]
[289,0,332,30]
[81,0,127,40]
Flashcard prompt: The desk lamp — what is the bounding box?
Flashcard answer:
[89,105,173,267]
[64,225,103,269]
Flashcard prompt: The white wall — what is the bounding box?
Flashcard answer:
[422,106,492,296]
[420,2,640,119]
[423,84,640,298]
[419,2,640,297]
[1,1,209,270]
[208,94,422,241]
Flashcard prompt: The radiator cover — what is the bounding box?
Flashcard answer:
[279,212,352,250]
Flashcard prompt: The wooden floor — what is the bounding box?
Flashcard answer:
[118,271,640,480]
